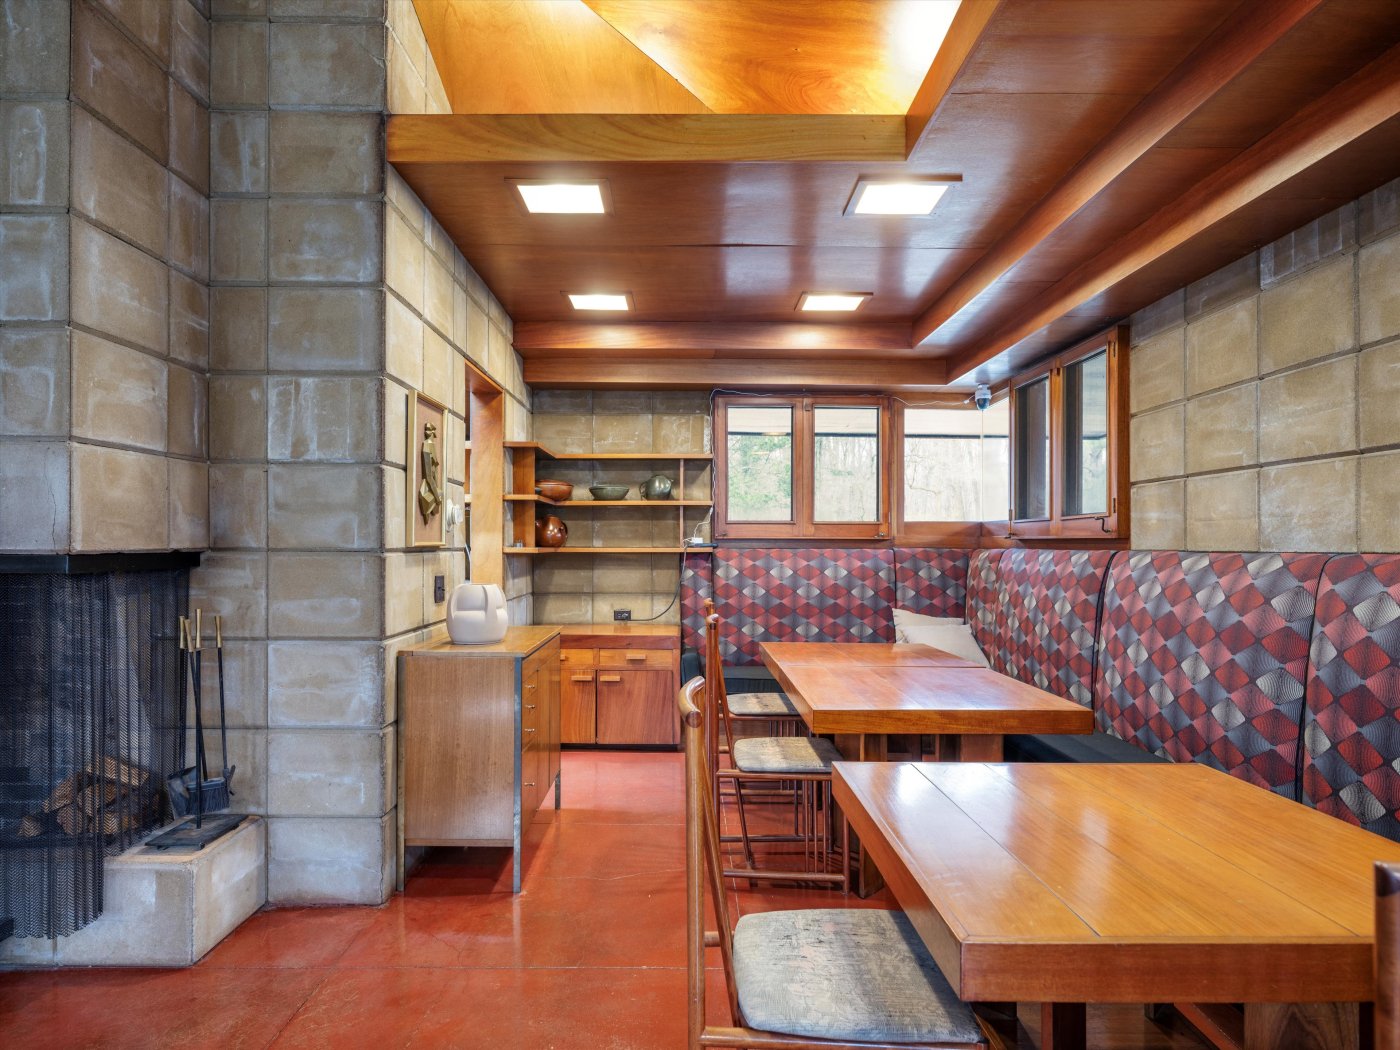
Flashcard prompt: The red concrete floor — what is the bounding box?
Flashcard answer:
[0,751,1206,1049]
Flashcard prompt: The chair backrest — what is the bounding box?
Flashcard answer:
[704,610,739,759]
[678,676,741,1045]
[1379,862,1400,1050]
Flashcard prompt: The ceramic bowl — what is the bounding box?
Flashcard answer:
[535,479,574,501]
[589,484,630,500]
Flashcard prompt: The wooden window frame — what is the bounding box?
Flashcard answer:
[714,394,891,541]
[893,397,1000,548]
[1007,325,1129,541]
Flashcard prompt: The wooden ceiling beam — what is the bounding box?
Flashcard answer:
[523,355,948,391]
[512,321,913,355]
[385,114,906,164]
[905,0,1003,155]
[911,0,1326,346]
[943,41,1400,382]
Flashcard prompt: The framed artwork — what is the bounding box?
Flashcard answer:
[406,391,448,548]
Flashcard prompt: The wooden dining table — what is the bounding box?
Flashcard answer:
[834,759,1400,1050]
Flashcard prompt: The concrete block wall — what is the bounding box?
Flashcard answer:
[1129,176,1400,552]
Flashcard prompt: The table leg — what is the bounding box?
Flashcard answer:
[1039,1003,1086,1050]
[1243,1003,1359,1050]
[953,733,1004,761]
[832,733,887,897]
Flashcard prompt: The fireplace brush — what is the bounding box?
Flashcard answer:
[166,611,231,825]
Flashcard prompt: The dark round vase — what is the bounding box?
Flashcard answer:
[535,514,568,548]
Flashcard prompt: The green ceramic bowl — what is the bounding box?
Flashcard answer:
[589,484,630,500]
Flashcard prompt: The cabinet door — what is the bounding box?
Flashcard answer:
[596,669,678,746]
[561,670,597,744]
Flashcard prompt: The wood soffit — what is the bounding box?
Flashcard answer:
[395,0,1400,391]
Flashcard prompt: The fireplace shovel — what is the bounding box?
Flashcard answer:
[167,612,231,825]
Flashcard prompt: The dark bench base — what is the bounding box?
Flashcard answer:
[1005,731,1169,765]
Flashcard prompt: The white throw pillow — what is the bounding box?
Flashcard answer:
[891,606,963,643]
[901,622,991,668]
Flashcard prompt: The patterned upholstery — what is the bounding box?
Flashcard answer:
[965,549,1006,655]
[679,550,712,652]
[893,548,970,618]
[732,909,983,1045]
[981,548,1116,706]
[731,736,842,774]
[1096,551,1329,797]
[727,692,799,718]
[711,548,895,666]
[1302,554,1400,837]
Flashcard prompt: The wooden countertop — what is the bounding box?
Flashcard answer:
[551,623,680,649]
[403,625,560,658]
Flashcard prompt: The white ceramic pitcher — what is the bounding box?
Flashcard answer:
[446,582,508,644]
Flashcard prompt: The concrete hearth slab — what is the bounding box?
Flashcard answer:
[1,816,267,968]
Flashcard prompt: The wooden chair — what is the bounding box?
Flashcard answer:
[680,677,992,1049]
[701,598,803,732]
[1378,861,1400,1050]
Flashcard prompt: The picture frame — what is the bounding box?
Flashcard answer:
[406,391,448,549]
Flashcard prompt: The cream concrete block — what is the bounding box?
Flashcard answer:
[1129,404,1184,482]
[191,551,268,638]
[1185,253,1259,321]
[0,327,68,437]
[0,0,70,95]
[268,640,384,728]
[168,173,210,282]
[423,549,452,620]
[269,199,382,283]
[1185,297,1257,396]
[1360,338,1400,449]
[534,390,591,414]
[71,220,168,355]
[592,410,653,455]
[210,20,268,107]
[487,322,512,387]
[70,443,169,551]
[268,463,382,550]
[593,592,659,623]
[388,0,427,73]
[452,281,468,351]
[268,552,383,638]
[1259,254,1355,372]
[385,207,424,311]
[1129,289,1185,343]
[385,292,423,387]
[384,552,425,635]
[268,0,385,15]
[533,592,594,624]
[210,111,267,194]
[2,99,68,209]
[1186,471,1259,552]
[210,462,266,549]
[1361,176,1400,245]
[388,35,426,113]
[653,413,709,453]
[464,288,489,370]
[209,375,266,461]
[191,637,267,729]
[1129,480,1185,550]
[594,508,656,548]
[1130,326,1185,413]
[71,331,167,450]
[268,287,382,372]
[72,2,167,161]
[424,252,453,337]
[267,812,392,905]
[422,326,452,408]
[169,270,209,369]
[382,465,406,548]
[269,112,382,195]
[1261,205,1355,288]
[1360,232,1400,346]
[451,348,467,418]
[0,214,67,321]
[592,553,654,594]
[1185,385,1257,474]
[170,0,209,102]
[385,167,426,233]
[267,376,381,463]
[384,383,407,467]
[0,439,68,551]
[486,287,508,330]
[98,0,171,66]
[1360,450,1400,552]
[507,594,532,627]
[167,362,207,459]
[269,23,385,109]
[211,198,268,283]
[168,81,209,196]
[267,727,392,817]
[182,726,267,813]
[1260,458,1357,552]
[169,458,209,550]
[210,286,267,371]
[1259,357,1357,463]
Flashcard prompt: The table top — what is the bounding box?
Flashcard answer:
[759,641,981,668]
[761,643,1092,736]
[833,761,1400,1004]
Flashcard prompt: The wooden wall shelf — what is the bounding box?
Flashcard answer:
[506,441,712,462]
[507,546,690,555]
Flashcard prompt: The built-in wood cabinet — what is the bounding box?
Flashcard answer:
[398,627,561,893]
[555,625,680,747]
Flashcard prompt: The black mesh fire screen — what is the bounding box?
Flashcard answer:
[0,570,188,938]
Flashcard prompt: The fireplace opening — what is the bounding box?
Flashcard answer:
[0,559,193,939]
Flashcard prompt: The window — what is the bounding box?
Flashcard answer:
[715,396,888,540]
[902,402,1009,523]
[1012,375,1051,520]
[1064,350,1109,516]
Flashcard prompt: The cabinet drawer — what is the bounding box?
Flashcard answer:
[560,648,595,669]
[597,648,671,670]
[523,639,560,682]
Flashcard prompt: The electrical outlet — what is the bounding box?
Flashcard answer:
[434,575,445,603]
[613,609,631,621]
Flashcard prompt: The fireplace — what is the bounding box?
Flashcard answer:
[0,555,196,939]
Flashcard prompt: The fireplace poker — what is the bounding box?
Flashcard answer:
[214,615,236,794]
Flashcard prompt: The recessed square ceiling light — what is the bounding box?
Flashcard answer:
[511,179,609,214]
[567,292,631,311]
[798,292,870,313]
[845,176,960,216]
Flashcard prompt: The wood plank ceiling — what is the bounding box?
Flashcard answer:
[391,0,1400,390]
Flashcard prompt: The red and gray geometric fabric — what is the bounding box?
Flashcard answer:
[965,549,1007,655]
[1096,550,1329,797]
[680,550,713,652]
[892,548,970,618]
[979,548,1116,707]
[711,547,896,666]
[1301,554,1400,836]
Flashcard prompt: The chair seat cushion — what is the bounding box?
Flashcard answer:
[732,736,841,774]
[727,692,799,718]
[1005,730,1169,765]
[732,909,983,1045]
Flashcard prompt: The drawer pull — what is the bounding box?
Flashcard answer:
[599,675,622,683]
[625,653,647,662]
[524,781,535,787]
[523,727,536,734]
[570,675,593,682]
[525,683,536,692]
[525,703,537,710]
